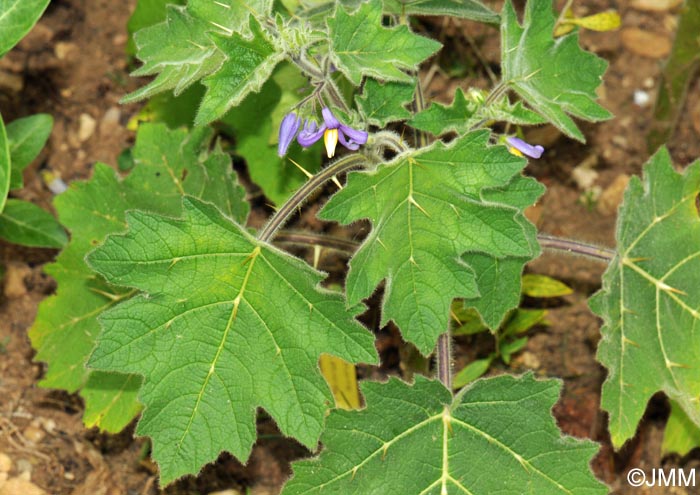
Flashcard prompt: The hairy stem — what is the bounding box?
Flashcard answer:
[436,333,452,390]
[275,231,359,254]
[258,154,370,242]
[537,234,615,262]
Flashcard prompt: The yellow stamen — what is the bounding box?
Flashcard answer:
[324,128,338,158]
[508,146,524,157]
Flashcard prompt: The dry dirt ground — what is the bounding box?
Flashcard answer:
[1,0,700,494]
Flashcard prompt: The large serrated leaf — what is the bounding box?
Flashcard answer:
[328,0,441,86]
[590,148,700,447]
[282,374,606,494]
[86,197,378,484]
[501,0,611,142]
[122,5,225,103]
[195,16,283,126]
[29,124,248,433]
[6,113,53,190]
[0,0,50,57]
[320,131,540,354]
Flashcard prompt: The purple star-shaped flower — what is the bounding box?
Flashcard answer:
[505,136,544,159]
[297,107,368,158]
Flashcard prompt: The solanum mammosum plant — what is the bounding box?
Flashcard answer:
[22,0,700,491]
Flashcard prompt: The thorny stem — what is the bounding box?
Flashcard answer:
[372,131,410,154]
[257,154,371,242]
[538,234,615,262]
[275,231,360,254]
[436,334,452,390]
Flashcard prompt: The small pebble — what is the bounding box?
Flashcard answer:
[0,477,48,495]
[3,262,30,299]
[630,0,682,11]
[598,174,631,216]
[621,28,672,58]
[14,460,31,476]
[22,425,44,444]
[643,77,655,89]
[78,113,96,142]
[634,90,650,107]
[0,453,11,473]
[53,42,77,61]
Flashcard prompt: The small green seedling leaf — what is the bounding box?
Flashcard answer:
[0,199,67,248]
[321,131,541,354]
[662,399,700,456]
[501,0,611,141]
[0,114,9,213]
[329,0,442,85]
[590,147,700,447]
[6,113,53,190]
[355,78,415,127]
[500,336,528,364]
[87,197,378,484]
[282,374,606,494]
[0,0,50,57]
[453,357,493,388]
[522,274,573,298]
[502,308,547,336]
[30,124,248,433]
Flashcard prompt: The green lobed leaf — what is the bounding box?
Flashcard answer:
[320,131,540,354]
[187,0,273,36]
[125,0,186,55]
[590,148,700,447]
[195,16,283,126]
[0,114,9,213]
[282,373,606,494]
[500,0,611,142]
[6,113,53,190]
[0,0,50,57]
[29,124,248,433]
[328,0,442,86]
[383,0,499,24]
[355,78,415,127]
[0,199,67,248]
[410,89,546,137]
[662,399,700,456]
[122,5,225,103]
[87,196,378,484]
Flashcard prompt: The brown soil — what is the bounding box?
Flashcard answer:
[1,0,699,494]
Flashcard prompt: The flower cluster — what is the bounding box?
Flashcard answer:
[278,107,368,158]
[505,136,544,159]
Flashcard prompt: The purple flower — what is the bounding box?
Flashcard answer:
[278,112,302,156]
[505,136,544,159]
[296,107,368,158]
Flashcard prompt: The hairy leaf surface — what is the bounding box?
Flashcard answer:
[590,148,700,446]
[320,131,540,354]
[0,114,9,213]
[328,0,441,85]
[501,0,611,141]
[30,124,248,432]
[283,374,605,494]
[355,78,415,128]
[410,89,545,136]
[87,197,378,484]
[383,0,499,23]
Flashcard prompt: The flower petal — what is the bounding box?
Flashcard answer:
[505,136,544,159]
[278,113,302,156]
[339,124,368,145]
[321,107,340,129]
[338,129,360,150]
[297,120,325,147]
[324,128,339,158]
